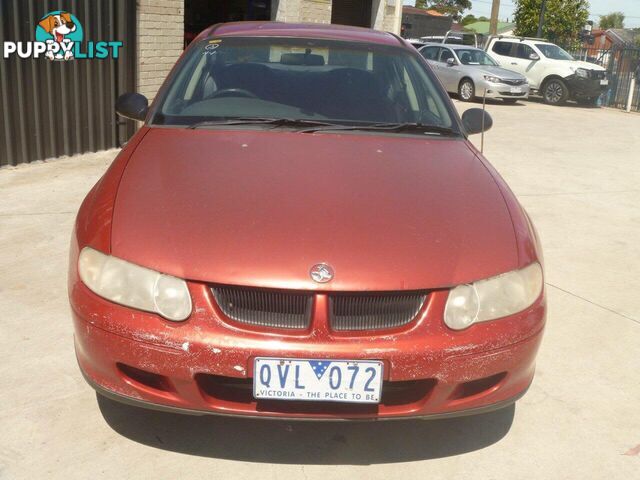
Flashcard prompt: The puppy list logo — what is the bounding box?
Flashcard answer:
[3,10,123,61]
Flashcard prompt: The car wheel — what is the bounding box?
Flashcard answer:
[542,78,568,105]
[458,79,475,102]
[503,98,519,104]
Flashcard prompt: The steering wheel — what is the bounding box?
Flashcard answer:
[209,88,258,99]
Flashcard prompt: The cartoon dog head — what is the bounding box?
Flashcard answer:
[38,12,76,43]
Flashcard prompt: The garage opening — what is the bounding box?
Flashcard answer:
[184,0,272,45]
[331,0,373,28]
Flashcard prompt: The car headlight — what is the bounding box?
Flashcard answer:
[575,68,589,78]
[444,263,543,330]
[78,247,192,321]
[484,75,502,83]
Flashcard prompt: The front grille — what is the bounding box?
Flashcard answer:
[212,287,312,329]
[329,293,427,331]
[501,79,526,86]
[590,70,606,80]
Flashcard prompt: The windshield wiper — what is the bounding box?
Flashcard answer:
[298,122,460,136]
[186,117,341,129]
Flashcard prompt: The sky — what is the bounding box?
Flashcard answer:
[403,0,640,28]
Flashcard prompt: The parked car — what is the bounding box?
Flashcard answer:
[70,22,545,420]
[406,38,426,49]
[419,43,530,103]
[485,36,609,105]
[421,30,479,47]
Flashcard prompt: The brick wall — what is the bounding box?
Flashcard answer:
[274,0,399,32]
[137,0,185,100]
[382,4,399,33]
[299,0,331,24]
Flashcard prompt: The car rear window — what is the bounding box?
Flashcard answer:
[153,37,454,129]
[492,41,514,57]
[420,46,440,60]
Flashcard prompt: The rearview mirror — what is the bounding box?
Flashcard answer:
[461,108,493,135]
[529,53,540,61]
[116,92,149,122]
[446,58,456,66]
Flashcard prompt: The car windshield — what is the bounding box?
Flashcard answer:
[535,43,574,60]
[152,37,455,130]
[455,49,498,66]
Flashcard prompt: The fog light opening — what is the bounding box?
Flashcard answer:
[117,363,174,393]
[450,372,506,400]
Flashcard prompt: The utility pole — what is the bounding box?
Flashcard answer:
[536,0,548,38]
[489,0,501,36]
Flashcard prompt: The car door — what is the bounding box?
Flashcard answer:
[436,47,460,92]
[419,46,441,67]
[504,43,545,88]
[419,46,448,90]
[489,40,516,68]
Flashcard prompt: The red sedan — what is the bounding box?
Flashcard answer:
[69,22,545,419]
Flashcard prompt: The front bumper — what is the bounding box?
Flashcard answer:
[481,81,530,100]
[71,281,545,420]
[566,75,609,99]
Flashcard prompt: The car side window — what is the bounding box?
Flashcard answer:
[492,41,514,57]
[420,46,440,61]
[516,44,534,59]
[439,48,454,63]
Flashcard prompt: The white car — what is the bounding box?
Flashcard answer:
[419,43,530,103]
[485,36,609,106]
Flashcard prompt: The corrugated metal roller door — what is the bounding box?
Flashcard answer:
[0,0,137,167]
[331,0,373,28]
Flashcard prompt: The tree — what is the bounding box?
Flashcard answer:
[461,14,477,26]
[513,0,590,46]
[599,12,625,29]
[414,1,472,21]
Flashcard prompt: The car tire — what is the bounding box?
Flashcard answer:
[503,99,519,104]
[542,78,569,105]
[458,79,475,102]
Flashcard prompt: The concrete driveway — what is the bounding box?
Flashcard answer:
[1,101,639,479]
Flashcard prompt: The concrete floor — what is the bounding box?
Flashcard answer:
[1,100,639,479]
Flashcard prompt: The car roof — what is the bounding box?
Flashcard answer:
[492,37,554,45]
[196,21,403,47]
[421,43,482,51]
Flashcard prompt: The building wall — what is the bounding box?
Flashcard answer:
[274,0,399,31]
[382,4,398,32]
[137,0,185,100]
[299,0,332,23]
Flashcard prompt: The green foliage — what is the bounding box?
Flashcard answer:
[599,12,625,29]
[513,0,590,46]
[461,14,477,26]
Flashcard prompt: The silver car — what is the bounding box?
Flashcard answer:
[419,44,530,103]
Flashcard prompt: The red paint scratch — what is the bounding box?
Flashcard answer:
[623,444,640,456]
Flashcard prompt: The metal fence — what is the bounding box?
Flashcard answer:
[0,0,137,167]
[567,46,640,112]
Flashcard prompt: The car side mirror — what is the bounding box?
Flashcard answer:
[461,108,493,135]
[446,58,456,66]
[116,92,149,122]
[529,53,540,61]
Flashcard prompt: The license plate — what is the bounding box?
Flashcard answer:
[253,358,383,404]
[600,79,609,85]
[510,86,522,93]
